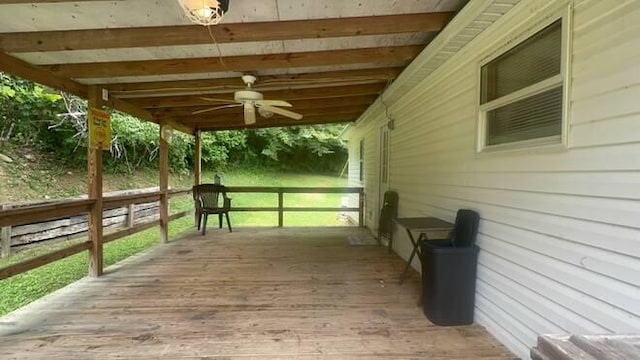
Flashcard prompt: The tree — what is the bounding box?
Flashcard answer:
[246,125,347,172]
[0,73,64,145]
[1,73,348,174]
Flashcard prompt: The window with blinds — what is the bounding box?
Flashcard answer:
[478,18,567,150]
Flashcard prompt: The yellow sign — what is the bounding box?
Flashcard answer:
[88,108,111,150]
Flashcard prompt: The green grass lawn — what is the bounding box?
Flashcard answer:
[0,170,350,316]
[209,170,350,227]
[170,169,351,226]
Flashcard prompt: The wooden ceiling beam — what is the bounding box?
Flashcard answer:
[163,120,194,136]
[106,97,153,121]
[103,97,194,134]
[0,13,453,53]
[193,113,361,132]
[103,67,402,95]
[190,109,362,123]
[0,51,87,97]
[42,46,421,78]
[129,83,384,109]
[0,52,196,133]
[151,95,378,117]
[175,106,369,125]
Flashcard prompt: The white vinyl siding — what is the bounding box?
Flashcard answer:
[380,130,389,184]
[346,0,640,358]
[358,139,364,182]
[347,132,382,226]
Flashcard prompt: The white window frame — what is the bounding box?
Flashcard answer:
[477,4,572,153]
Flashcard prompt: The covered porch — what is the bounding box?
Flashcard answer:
[0,227,513,359]
[0,0,529,357]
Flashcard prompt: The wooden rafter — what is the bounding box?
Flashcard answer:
[103,67,402,95]
[107,96,193,134]
[42,46,421,78]
[151,95,379,118]
[176,105,369,124]
[0,13,452,53]
[195,113,361,131]
[0,52,87,97]
[106,97,154,121]
[130,83,384,109]
[0,2,459,133]
[0,52,197,133]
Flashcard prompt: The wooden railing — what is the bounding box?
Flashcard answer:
[1,191,162,253]
[0,186,364,281]
[0,188,191,280]
[225,186,364,227]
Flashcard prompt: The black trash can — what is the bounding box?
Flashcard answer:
[421,240,479,326]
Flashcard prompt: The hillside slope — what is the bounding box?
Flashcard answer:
[0,147,191,203]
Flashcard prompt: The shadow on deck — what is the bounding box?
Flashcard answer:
[0,227,514,359]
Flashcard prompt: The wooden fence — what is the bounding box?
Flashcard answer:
[0,188,192,277]
[225,186,364,227]
[0,188,162,258]
[0,186,363,281]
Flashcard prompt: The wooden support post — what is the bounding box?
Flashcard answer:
[127,203,135,228]
[194,130,201,186]
[159,124,169,244]
[1,204,11,258]
[87,86,104,277]
[358,189,365,227]
[193,130,201,228]
[278,188,284,227]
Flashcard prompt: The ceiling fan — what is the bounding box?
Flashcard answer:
[193,74,303,125]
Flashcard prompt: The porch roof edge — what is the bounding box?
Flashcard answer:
[353,0,520,126]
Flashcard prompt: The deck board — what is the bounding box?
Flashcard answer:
[0,227,515,359]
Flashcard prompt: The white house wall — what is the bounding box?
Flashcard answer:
[346,0,640,358]
[345,119,383,225]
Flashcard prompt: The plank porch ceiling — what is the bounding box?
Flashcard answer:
[0,0,469,133]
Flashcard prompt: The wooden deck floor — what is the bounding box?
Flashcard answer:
[0,227,515,359]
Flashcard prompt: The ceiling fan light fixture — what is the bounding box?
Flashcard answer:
[258,107,274,118]
[194,74,303,125]
[244,103,256,125]
[178,0,230,26]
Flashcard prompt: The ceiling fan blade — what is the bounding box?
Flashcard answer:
[192,104,241,115]
[244,103,256,125]
[259,105,303,120]
[200,97,236,104]
[255,99,292,107]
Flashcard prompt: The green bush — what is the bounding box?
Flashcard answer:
[0,73,347,174]
[0,73,64,147]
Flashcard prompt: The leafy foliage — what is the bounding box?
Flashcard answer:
[0,73,64,145]
[247,125,347,172]
[0,73,348,174]
[200,130,247,170]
